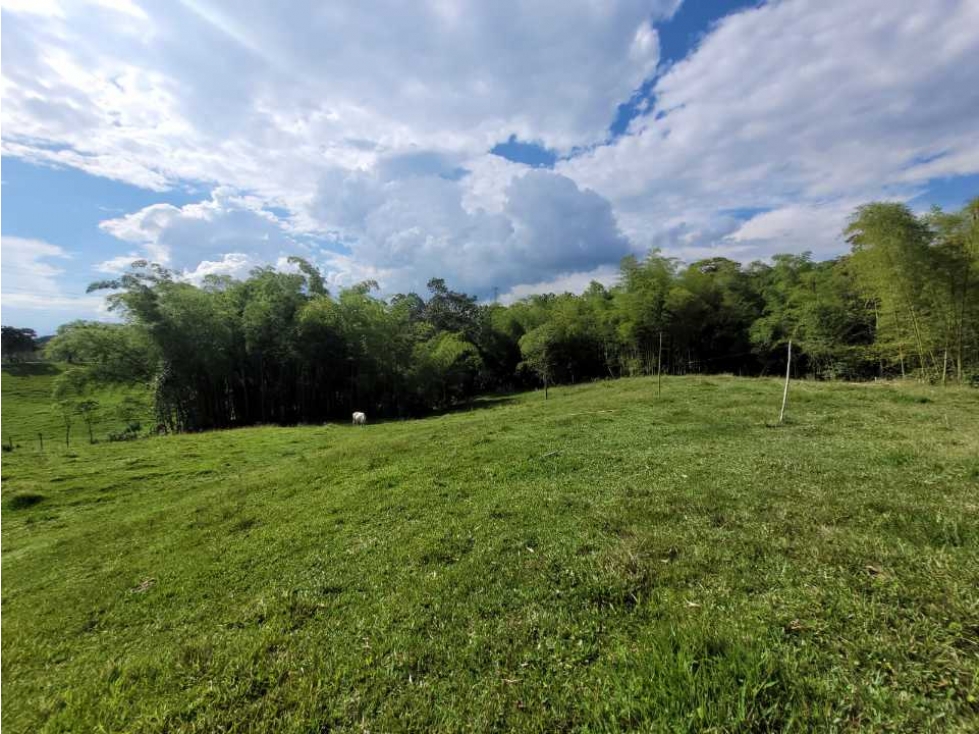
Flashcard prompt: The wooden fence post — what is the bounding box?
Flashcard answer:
[779,339,792,425]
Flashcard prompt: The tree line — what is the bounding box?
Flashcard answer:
[35,198,979,432]
[1,326,42,362]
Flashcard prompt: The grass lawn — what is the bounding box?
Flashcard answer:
[1,374,978,732]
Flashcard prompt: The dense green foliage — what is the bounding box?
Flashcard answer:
[847,200,979,381]
[1,326,38,361]
[2,373,977,731]
[44,198,979,431]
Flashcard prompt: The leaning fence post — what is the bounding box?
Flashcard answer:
[779,339,792,425]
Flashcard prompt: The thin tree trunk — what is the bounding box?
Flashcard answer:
[880,247,934,375]
[956,268,968,381]
[874,302,884,378]
[657,331,663,397]
[907,302,932,374]
[779,339,792,425]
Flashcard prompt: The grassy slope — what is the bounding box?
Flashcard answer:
[1,375,978,732]
[1,363,152,447]
[1,363,66,443]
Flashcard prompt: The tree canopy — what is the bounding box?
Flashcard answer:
[1,326,38,361]
[45,197,979,432]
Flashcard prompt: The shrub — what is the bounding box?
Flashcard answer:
[108,421,143,442]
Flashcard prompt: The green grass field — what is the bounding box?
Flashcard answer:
[1,363,153,448]
[2,372,978,732]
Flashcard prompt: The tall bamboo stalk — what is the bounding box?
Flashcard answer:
[657,331,663,397]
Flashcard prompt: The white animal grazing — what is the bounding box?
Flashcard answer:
[352,411,367,425]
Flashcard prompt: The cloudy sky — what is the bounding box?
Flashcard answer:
[2,0,978,333]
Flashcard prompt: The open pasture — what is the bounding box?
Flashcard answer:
[2,374,978,732]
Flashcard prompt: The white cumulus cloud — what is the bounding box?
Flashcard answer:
[2,0,678,207]
[310,167,631,294]
[561,0,979,257]
[96,187,308,273]
[4,0,979,312]
[1,236,106,315]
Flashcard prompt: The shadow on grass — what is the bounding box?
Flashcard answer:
[353,395,517,427]
[159,395,520,435]
[1,362,60,377]
[5,492,46,510]
[439,394,516,416]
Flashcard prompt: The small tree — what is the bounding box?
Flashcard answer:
[519,325,555,400]
[52,369,87,447]
[76,400,100,444]
[56,400,74,448]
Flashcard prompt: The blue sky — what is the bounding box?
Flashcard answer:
[2,0,978,333]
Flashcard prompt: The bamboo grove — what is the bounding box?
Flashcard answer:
[40,198,979,432]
